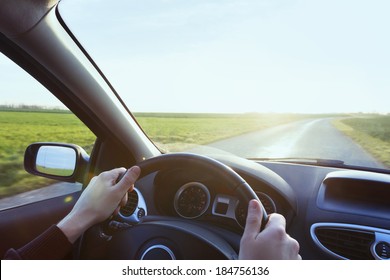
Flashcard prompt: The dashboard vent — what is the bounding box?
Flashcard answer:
[120,191,139,217]
[314,227,375,259]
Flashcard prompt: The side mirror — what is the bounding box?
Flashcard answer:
[24,143,90,183]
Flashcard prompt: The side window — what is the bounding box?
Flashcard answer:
[0,54,96,210]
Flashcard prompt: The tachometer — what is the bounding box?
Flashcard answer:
[256,192,277,215]
[235,192,277,227]
[174,182,211,219]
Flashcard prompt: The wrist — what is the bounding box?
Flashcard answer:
[57,211,92,243]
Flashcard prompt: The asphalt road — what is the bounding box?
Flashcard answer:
[208,118,385,169]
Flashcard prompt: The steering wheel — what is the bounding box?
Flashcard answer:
[79,153,267,260]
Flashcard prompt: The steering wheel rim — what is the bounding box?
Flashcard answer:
[137,153,261,204]
[80,152,268,260]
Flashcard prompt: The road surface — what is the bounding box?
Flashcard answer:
[207,118,385,169]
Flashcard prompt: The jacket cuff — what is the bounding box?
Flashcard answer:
[17,224,72,260]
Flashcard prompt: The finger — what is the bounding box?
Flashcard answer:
[242,199,263,240]
[290,236,301,256]
[116,166,141,193]
[120,192,128,207]
[109,167,127,184]
[113,206,121,216]
[88,175,98,186]
[109,193,128,218]
[264,213,286,231]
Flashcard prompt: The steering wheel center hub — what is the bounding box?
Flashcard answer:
[140,244,176,260]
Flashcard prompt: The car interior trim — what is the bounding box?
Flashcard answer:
[311,222,390,260]
[118,188,148,224]
[211,194,239,220]
[140,244,176,260]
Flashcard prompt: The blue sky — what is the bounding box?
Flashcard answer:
[1,0,389,113]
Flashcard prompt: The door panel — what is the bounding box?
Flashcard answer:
[0,191,80,257]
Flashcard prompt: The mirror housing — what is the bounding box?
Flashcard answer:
[24,142,90,183]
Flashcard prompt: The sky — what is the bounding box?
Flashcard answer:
[1,0,389,114]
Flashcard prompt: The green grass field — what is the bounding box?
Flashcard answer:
[135,112,308,152]
[0,110,96,198]
[333,115,390,168]
[0,110,307,198]
[1,110,389,199]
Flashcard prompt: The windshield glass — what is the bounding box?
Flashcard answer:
[59,0,389,171]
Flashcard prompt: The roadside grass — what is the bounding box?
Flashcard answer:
[0,110,310,198]
[332,115,390,168]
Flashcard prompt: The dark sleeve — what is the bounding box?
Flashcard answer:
[3,224,73,260]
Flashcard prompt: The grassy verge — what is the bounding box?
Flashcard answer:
[332,115,390,168]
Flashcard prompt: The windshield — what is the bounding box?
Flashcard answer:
[58,0,389,171]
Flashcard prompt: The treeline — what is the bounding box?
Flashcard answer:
[0,104,70,113]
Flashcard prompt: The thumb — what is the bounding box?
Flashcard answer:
[116,166,141,193]
[242,199,263,240]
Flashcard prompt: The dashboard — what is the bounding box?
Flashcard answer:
[114,154,390,260]
[261,160,390,260]
[117,172,278,232]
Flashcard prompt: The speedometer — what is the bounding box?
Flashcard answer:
[174,182,211,219]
